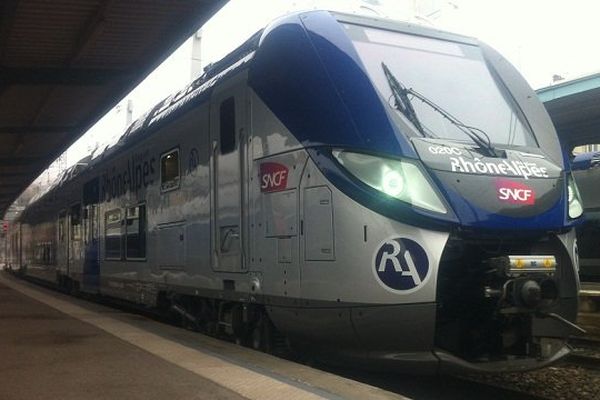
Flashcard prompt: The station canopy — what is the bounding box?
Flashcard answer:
[0,0,227,217]
[537,73,600,151]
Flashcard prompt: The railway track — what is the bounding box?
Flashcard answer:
[297,305,600,400]
[320,364,546,400]
[566,334,600,370]
[566,352,600,370]
[566,289,600,369]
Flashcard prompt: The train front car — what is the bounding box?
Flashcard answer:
[249,11,582,373]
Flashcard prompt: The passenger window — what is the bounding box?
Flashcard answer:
[35,243,43,264]
[160,149,180,192]
[105,209,122,260]
[71,204,82,241]
[220,97,236,154]
[83,177,100,205]
[58,214,66,243]
[90,205,99,241]
[126,205,146,259]
[43,244,47,264]
[47,242,54,265]
[36,242,53,265]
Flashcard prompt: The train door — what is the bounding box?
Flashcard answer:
[69,204,83,280]
[57,212,68,277]
[82,204,100,292]
[82,177,101,292]
[10,223,21,270]
[210,82,247,273]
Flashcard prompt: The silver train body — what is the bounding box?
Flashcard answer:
[8,11,581,373]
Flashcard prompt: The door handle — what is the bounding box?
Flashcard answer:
[220,227,240,252]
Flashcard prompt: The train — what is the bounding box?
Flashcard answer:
[7,10,584,373]
[572,151,600,282]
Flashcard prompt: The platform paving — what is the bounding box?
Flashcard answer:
[0,278,246,400]
[0,273,406,400]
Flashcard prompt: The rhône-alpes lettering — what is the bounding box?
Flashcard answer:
[101,151,156,201]
[450,156,548,179]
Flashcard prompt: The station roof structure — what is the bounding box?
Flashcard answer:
[537,73,600,151]
[0,0,227,217]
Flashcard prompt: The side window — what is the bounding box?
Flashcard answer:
[47,242,54,265]
[37,242,53,265]
[160,149,180,192]
[91,205,99,241]
[220,97,236,154]
[35,243,43,264]
[126,204,146,259]
[105,209,122,260]
[42,243,48,264]
[83,205,98,244]
[58,213,66,243]
[83,177,100,205]
[71,204,81,241]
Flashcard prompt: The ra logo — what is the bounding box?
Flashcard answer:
[374,238,429,292]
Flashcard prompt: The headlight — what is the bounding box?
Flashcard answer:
[567,174,583,219]
[332,150,447,214]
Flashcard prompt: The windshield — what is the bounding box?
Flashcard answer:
[344,23,537,148]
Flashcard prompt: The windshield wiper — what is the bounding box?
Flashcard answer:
[381,62,499,157]
[381,62,427,137]
[407,88,500,157]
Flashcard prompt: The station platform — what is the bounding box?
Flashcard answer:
[580,281,600,313]
[0,273,405,400]
[581,281,600,297]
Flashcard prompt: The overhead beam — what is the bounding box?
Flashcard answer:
[0,193,21,199]
[0,157,43,166]
[538,74,600,103]
[0,125,72,134]
[0,180,29,187]
[0,169,39,176]
[0,182,23,191]
[0,66,131,85]
[554,119,600,134]
[0,0,19,63]
[0,125,72,135]
[71,0,117,63]
[0,171,31,176]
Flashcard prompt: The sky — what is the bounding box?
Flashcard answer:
[33,0,600,186]
[440,0,600,87]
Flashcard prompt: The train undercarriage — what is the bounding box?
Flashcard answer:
[435,231,580,367]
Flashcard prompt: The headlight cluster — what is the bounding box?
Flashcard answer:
[567,174,583,219]
[332,150,447,214]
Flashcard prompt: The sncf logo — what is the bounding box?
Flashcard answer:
[496,178,535,205]
[373,238,429,293]
[260,162,288,193]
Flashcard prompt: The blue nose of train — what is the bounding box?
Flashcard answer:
[412,138,568,231]
[247,10,573,233]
